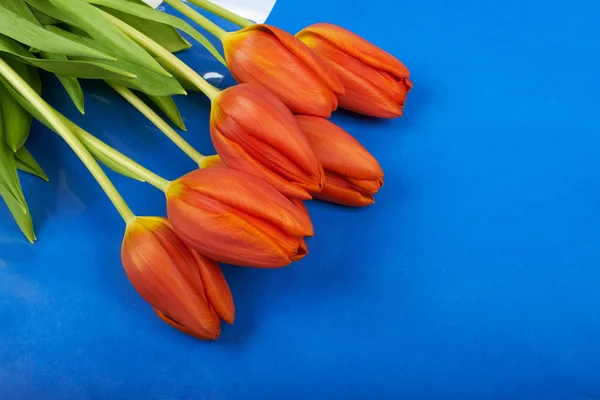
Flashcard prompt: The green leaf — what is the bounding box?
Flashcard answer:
[0,34,137,80]
[48,0,171,76]
[45,26,186,96]
[2,0,41,26]
[0,76,48,127]
[23,0,80,26]
[15,146,48,181]
[0,187,35,243]
[0,72,33,151]
[102,8,191,53]
[145,94,187,131]
[0,106,27,214]
[29,6,61,25]
[39,51,85,114]
[86,0,226,65]
[0,4,115,60]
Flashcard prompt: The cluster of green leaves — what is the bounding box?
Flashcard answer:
[0,0,223,241]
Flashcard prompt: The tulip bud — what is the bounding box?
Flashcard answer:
[211,83,325,200]
[296,23,412,118]
[296,115,384,206]
[223,24,344,117]
[166,168,313,268]
[121,217,234,340]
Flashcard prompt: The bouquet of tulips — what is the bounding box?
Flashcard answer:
[0,0,411,340]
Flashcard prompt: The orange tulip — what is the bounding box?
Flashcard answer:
[211,83,325,200]
[166,168,313,268]
[222,25,344,117]
[296,115,384,206]
[121,217,234,340]
[296,23,412,118]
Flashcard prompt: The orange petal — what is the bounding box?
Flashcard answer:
[347,176,384,195]
[330,59,404,118]
[223,29,338,117]
[172,168,314,238]
[299,34,403,118]
[260,24,344,95]
[121,217,221,338]
[297,23,410,80]
[154,308,220,340]
[241,211,308,262]
[212,84,324,192]
[296,115,384,182]
[167,196,292,268]
[194,252,235,324]
[313,171,375,207]
[211,124,313,200]
[289,198,313,237]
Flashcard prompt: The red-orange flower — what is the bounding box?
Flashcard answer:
[296,115,384,206]
[121,217,234,340]
[166,168,313,268]
[222,24,344,117]
[296,23,412,118]
[211,83,324,200]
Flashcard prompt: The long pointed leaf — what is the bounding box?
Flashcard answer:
[103,8,191,53]
[48,0,171,76]
[0,4,115,60]
[15,146,48,181]
[39,51,85,114]
[29,7,61,25]
[86,0,226,64]
[2,0,41,26]
[0,75,33,151]
[0,105,27,212]
[145,94,187,131]
[0,187,35,243]
[23,0,79,26]
[45,26,185,96]
[0,34,137,80]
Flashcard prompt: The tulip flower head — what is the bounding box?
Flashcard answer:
[210,83,325,200]
[296,115,384,206]
[121,217,234,340]
[297,23,412,118]
[222,24,344,117]
[166,168,314,268]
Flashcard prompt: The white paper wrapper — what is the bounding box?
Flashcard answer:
[142,0,276,23]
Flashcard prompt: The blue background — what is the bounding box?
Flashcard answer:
[1,0,600,399]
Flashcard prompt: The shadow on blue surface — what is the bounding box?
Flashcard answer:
[1,1,600,399]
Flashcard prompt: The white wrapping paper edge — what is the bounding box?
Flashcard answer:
[142,0,276,23]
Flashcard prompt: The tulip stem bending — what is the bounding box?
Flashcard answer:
[163,0,230,40]
[185,0,253,28]
[0,57,135,223]
[63,119,171,192]
[109,84,208,166]
[101,9,221,101]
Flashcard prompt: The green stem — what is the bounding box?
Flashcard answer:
[100,9,221,101]
[163,0,231,39]
[0,57,136,223]
[185,0,253,28]
[62,117,171,192]
[109,84,207,166]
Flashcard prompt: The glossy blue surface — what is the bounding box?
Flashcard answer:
[1,1,600,399]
